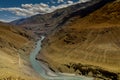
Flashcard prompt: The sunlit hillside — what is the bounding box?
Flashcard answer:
[38,1,120,80]
[0,22,41,80]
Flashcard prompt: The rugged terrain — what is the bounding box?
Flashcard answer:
[37,0,120,80]
[11,0,114,36]
[0,22,42,80]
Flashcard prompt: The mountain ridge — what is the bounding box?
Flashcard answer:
[11,0,114,36]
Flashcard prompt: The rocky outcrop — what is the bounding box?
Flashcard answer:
[63,63,119,80]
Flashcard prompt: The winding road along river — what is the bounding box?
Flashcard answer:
[30,36,93,80]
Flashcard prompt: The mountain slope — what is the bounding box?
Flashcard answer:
[0,22,41,80]
[11,0,114,36]
[37,1,120,80]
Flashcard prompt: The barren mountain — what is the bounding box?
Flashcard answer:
[37,0,120,80]
[11,0,114,36]
[0,22,41,80]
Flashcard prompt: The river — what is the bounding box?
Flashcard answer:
[30,36,93,80]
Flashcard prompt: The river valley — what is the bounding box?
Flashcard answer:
[30,36,93,80]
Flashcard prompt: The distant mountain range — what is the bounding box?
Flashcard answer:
[11,0,114,36]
